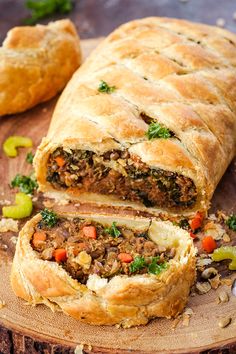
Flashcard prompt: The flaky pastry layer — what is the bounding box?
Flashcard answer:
[0,19,81,115]
[11,213,196,327]
[34,17,236,214]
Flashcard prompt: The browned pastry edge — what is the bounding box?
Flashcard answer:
[11,213,196,328]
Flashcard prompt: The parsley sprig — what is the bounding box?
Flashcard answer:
[148,257,168,275]
[129,255,168,275]
[98,80,116,94]
[40,208,58,228]
[129,256,146,273]
[26,151,34,164]
[146,122,171,140]
[226,214,236,231]
[24,0,73,25]
[11,174,38,194]
[104,222,121,237]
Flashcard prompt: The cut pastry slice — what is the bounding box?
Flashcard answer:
[0,19,81,116]
[11,212,196,327]
[34,17,236,215]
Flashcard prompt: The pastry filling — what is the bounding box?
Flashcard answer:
[46,148,197,209]
[32,217,174,284]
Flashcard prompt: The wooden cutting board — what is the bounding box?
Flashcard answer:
[0,38,236,354]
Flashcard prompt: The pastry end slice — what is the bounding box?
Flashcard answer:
[11,212,196,327]
[0,19,81,116]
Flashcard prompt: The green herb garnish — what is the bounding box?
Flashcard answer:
[24,0,73,25]
[26,151,34,164]
[105,222,121,237]
[130,256,146,273]
[147,257,168,275]
[146,122,171,140]
[226,214,236,231]
[98,80,116,94]
[40,208,58,228]
[11,174,38,194]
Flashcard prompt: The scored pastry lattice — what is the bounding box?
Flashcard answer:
[47,17,236,208]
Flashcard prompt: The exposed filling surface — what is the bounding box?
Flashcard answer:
[32,217,174,284]
[46,148,197,209]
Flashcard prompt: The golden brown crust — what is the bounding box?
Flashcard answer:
[0,20,81,116]
[34,17,236,214]
[11,213,196,328]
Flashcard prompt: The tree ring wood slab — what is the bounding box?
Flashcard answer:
[0,38,235,354]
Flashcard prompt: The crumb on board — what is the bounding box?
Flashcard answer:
[0,200,11,206]
[10,236,18,245]
[0,218,18,232]
[216,18,226,27]
[74,344,84,354]
[43,199,55,208]
[221,278,233,287]
[0,300,6,309]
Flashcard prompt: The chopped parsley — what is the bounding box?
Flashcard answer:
[98,80,116,94]
[129,256,146,273]
[26,151,34,164]
[226,214,236,231]
[40,208,58,228]
[130,255,168,275]
[104,222,121,237]
[11,174,38,194]
[146,122,171,140]
[147,257,168,275]
[24,0,73,25]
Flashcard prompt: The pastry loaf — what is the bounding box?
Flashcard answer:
[0,20,81,116]
[34,17,236,215]
[11,212,196,327]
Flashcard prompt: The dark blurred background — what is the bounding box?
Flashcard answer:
[0,0,236,43]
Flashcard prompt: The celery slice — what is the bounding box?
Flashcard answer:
[3,136,33,157]
[2,193,33,219]
[212,246,236,270]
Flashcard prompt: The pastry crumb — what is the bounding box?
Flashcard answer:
[43,199,55,208]
[10,236,17,245]
[216,18,226,27]
[223,233,231,243]
[0,218,18,232]
[221,278,233,286]
[0,300,6,309]
[74,344,84,354]
[0,199,11,206]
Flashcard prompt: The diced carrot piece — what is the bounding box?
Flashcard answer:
[55,156,66,167]
[118,253,133,263]
[190,231,197,239]
[82,226,97,239]
[190,212,204,231]
[33,231,46,241]
[32,231,46,247]
[202,236,217,253]
[54,248,67,262]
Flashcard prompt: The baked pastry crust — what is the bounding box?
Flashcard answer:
[34,17,236,214]
[11,212,196,327]
[0,20,81,116]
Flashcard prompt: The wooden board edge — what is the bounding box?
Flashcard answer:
[1,318,236,354]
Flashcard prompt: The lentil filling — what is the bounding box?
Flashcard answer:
[46,148,197,209]
[32,217,174,284]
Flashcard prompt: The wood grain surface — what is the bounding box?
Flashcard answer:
[0,36,236,354]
